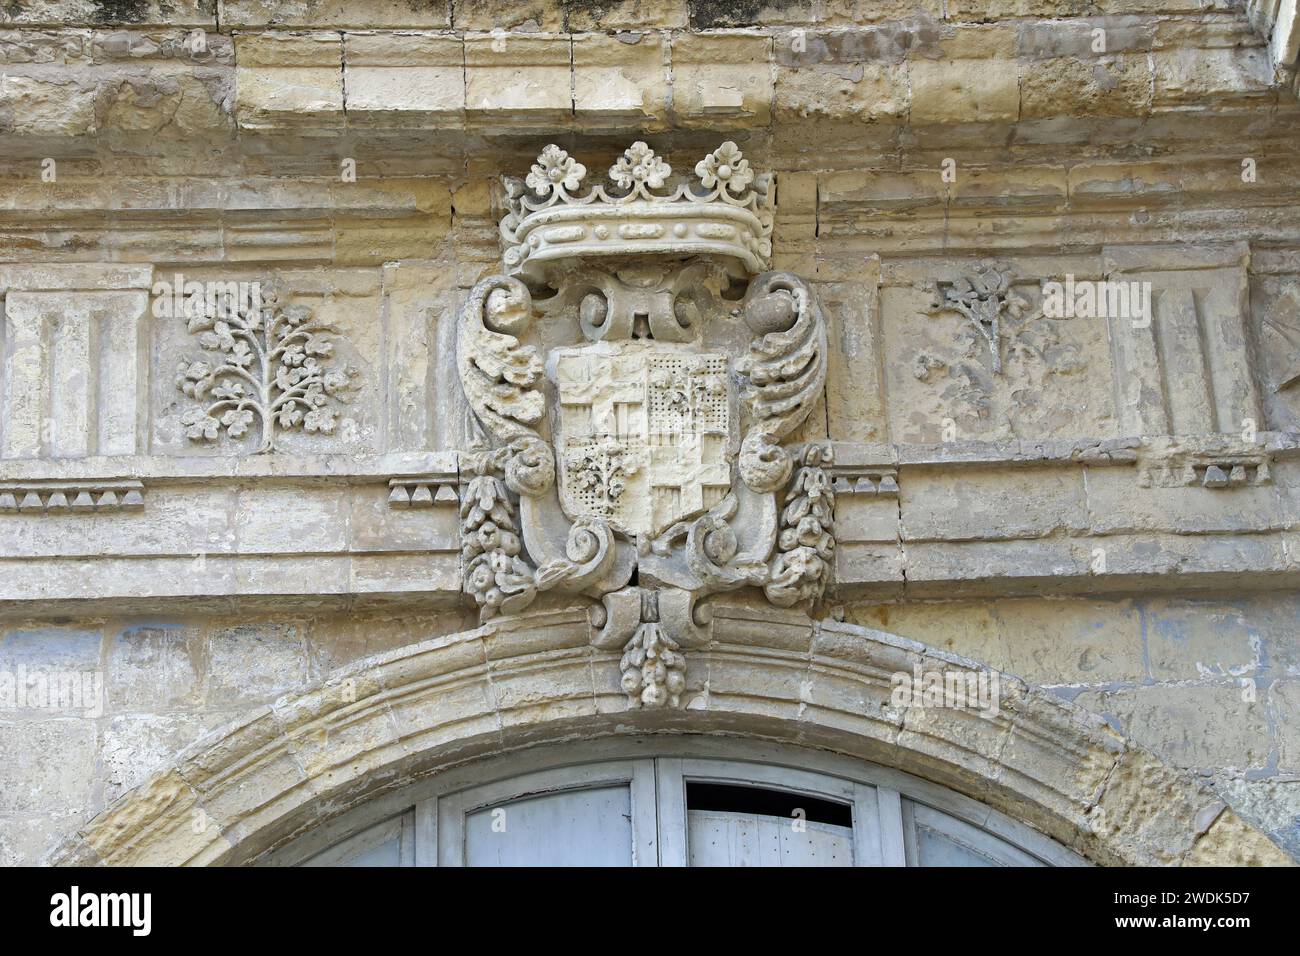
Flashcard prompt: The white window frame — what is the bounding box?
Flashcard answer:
[434,760,658,866]
[268,737,1086,867]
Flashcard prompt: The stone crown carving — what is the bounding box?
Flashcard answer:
[500,141,774,280]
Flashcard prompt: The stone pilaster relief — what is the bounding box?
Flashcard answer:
[452,142,838,705]
[0,265,153,461]
[175,282,360,453]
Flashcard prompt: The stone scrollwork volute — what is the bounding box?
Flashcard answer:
[454,142,840,702]
[737,272,829,494]
[456,276,554,497]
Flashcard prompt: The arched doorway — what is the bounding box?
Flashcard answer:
[275,738,1084,866]
[45,603,1289,867]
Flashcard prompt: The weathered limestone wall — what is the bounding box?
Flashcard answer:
[2,0,1299,864]
[1,593,1296,864]
[0,608,477,865]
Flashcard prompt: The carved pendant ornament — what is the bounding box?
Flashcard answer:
[457,142,835,707]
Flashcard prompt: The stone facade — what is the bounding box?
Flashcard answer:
[2,0,1299,865]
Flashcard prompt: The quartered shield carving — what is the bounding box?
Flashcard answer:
[455,142,837,708]
[555,346,731,538]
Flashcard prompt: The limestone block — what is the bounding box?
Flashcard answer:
[774,24,931,67]
[0,1,214,25]
[80,767,228,865]
[332,178,453,263]
[1152,46,1274,105]
[948,0,1094,17]
[566,0,688,30]
[452,0,564,30]
[1106,266,1258,437]
[2,815,86,868]
[0,484,236,561]
[0,75,97,135]
[100,72,232,137]
[1249,276,1300,431]
[378,260,464,451]
[1076,684,1270,770]
[1185,807,1295,865]
[1141,598,1263,682]
[573,33,668,128]
[0,627,103,719]
[774,61,908,124]
[1017,16,1156,57]
[1083,469,1284,536]
[344,32,464,124]
[306,610,476,674]
[1209,774,1300,860]
[204,623,310,709]
[105,625,204,713]
[671,32,773,127]
[929,24,1018,59]
[835,541,908,589]
[687,0,814,28]
[816,0,944,22]
[1084,744,1215,865]
[235,487,350,555]
[273,684,401,791]
[221,0,451,27]
[909,58,1019,124]
[880,280,1116,443]
[996,689,1124,838]
[819,169,944,214]
[1020,54,1152,117]
[945,164,1068,210]
[350,485,460,553]
[1271,681,1300,773]
[99,713,219,808]
[835,496,900,544]
[899,466,1088,542]
[851,597,1147,685]
[464,33,572,124]
[234,32,343,130]
[0,719,98,813]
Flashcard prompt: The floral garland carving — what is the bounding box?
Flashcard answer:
[460,450,539,622]
[765,444,836,608]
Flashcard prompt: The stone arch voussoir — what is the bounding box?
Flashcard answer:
[46,600,1291,867]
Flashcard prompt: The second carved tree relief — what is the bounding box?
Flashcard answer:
[455,143,837,708]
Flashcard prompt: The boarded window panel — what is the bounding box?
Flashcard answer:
[463,786,633,867]
[914,825,1001,867]
[905,801,1045,867]
[687,810,854,867]
[303,814,406,867]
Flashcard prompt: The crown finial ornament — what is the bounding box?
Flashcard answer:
[500,141,774,279]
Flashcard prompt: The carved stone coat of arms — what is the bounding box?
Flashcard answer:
[455,142,836,708]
